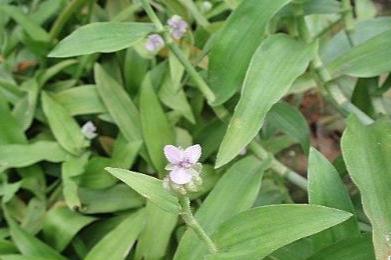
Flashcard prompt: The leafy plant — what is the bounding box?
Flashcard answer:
[0,0,390,259]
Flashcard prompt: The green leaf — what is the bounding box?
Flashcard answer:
[328,29,391,77]
[208,0,291,104]
[308,148,360,250]
[0,98,25,145]
[208,205,352,259]
[48,22,155,57]
[140,76,175,174]
[106,167,180,214]
[308,235,375,260]
[266,102,310,154]
[84,209,145,260]
[94,64,142,142]
[0,141,70,170]
[62,153,89,210]
[174,156,265,260]
[12,79,39,131]
[79,184,144,214]
[52,85,107,116]
[42,206,96,251]
[341,117,391,259]
[135,202,177,260]
[41,92,88,155]
[216,35,315,167]
[5,212,66,260]
[0,5,50,42]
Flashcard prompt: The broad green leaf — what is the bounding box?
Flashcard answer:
[62,153,89,210]
[266,102,310,154]
[174,156,265,260]
[341,117,391,259]
[216,35,315,167]
[106,167,180,214]
[49,22,155,57]
[308,235,375,260]
[208,0,291,104]
[5,212,66,260]
[41,92,88,155]
[94,64,142,142]
[84,209,145,260]
[308,148,360,250]
[123,47,149,95]
[12,79,39,131]
[0,141,69,170]
[0,98,25,145]
[42,206,96,251]
[0,5,50,42]
[0,255,47,260]
[135,202,177,260]
[140,76,175,174]
[52,85,107,116]
[79,184,144,214]
[328,29,391,78]
[208,205,352,259]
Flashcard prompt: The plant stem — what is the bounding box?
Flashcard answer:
[178,196,218,254]
[49,0,90,40]
[139,0,164,31]
[341,0,355,46]
[140,0,308,190]
[294,3,374,125]
[167,43,216,104]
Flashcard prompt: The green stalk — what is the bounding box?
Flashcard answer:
[341,0,355,46]
[49,0,90,40]
[178,196,218,254]
[140,0,308,190]
[294,3,374,125]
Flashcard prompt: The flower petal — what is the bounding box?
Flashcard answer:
[169,168,192,184]
[164,145,183,164]
[184,144,201,164]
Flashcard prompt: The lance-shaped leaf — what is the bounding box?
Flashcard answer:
[94,64,142,142]
[175,156,265,260]
[216,35,315,167]
[208,0,291,105]
[140,76,175,174]
[328,29,391,78]
[341,117,391,260]
[84,209,145,260]
[106,167,180,214]
[48,22,155,57]
[308,148,360,250]
[41,92,88,155]
[208,205,352,259]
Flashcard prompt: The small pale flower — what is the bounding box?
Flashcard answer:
[145,34,164,52]
[167,15,188,40]
[201,1,212,12]
[81,121,97,139]
[239,147,247,156]
[163,144,202,188]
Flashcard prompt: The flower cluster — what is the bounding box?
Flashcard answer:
[144,15,188,53]
[163,144,203,194]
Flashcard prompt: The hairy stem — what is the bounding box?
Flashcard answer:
[178,196,218,253]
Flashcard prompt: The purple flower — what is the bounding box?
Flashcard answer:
[164,144,201,185]
[145,34,164,52]
[167,15,188,40]
[81,121,97,139]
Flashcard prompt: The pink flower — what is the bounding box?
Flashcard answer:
[164,144,201,185]
[167,15,188,40]
[145,34,164,52]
